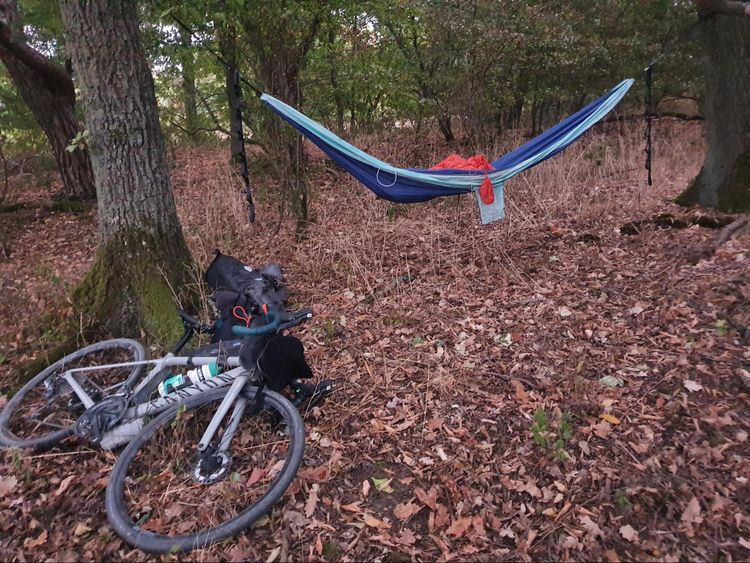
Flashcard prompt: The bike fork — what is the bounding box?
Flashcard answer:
[196,375,248,452]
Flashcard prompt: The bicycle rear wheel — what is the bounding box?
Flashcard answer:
[0,339,146,449]
[105,386,304,554]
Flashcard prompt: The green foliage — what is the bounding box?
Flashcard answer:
[0,0,704,159]
[65,130,89,153]
[715,319,729,336]
[531,407,573,460]
[531,407,549,447]
[614,488,632,511]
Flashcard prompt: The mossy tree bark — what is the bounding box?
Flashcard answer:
[676,9,750,212]
[59,0,193,343]
[0,0,95,200]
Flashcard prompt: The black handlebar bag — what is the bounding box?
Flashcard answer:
[205,251,288,342]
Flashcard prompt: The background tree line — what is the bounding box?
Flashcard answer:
[1,0,701,205]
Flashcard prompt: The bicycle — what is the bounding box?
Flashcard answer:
[0,308,332,554]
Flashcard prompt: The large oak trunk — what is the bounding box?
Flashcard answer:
[59,0,193,341]
[0,0,95,200]
[677,13,750,211]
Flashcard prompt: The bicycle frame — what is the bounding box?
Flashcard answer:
[58,352,254,451]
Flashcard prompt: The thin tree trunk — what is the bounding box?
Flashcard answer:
[677,13,750,211]
[0,0,94,200]
[327,27,345,134]
[217,20,242,163]
[59,0,193,341]
[178,26,199,144]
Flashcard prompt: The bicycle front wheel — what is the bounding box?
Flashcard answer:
[0,338,146,449]
[105,386,305,554]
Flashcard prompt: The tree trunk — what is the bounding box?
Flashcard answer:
[59,0,193,342]
[216,20,243,163]
[438,114,454,144]
[257,53,309,234]
[676,13,750,211]
[178,25,199,144]
[0,0,95,200]
[328,28,345,134]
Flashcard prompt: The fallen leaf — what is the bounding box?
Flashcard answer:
[305,484,319,518]
[510,379,529,403]
[164,503,184,522]
[397,528,417,546]
[600,413,621,425]
[558,306,573,318]
[252,515,270,529]
[683,380,703,392]
[54,475,75,497]
[393,502,421,520]
[619,524,639,543]
[371,477,393,493]
[0,476,18,497]
[599,376,625,388]
[681,496,702,525]
[297,465,330,482]
[73,523,91,537]
[415,487,438,510]
[266,546,281,563]
[739,537,750,550]
[579,515,603,539]
[593,420,612,438]
[627,304,645,316]
[23,530,47,549]
[362,479,370,498]
[446,516,473,538]
[363,514,391,529]
[341,502,362,513]
[247,467,265,486]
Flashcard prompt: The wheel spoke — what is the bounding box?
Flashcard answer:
[107,388,304,551]
[0,339,145,447]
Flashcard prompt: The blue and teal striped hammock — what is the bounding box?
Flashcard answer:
[261,79,634,224]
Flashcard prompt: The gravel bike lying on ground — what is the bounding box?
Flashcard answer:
[0,255,333,554]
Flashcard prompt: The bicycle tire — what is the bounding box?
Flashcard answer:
[0,338,146,449]
[105,386,305,554]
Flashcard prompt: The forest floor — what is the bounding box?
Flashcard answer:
[0,120,748,562]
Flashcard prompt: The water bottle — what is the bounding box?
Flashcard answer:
[158,363,221,397]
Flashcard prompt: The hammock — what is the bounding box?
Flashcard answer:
[261,79,634,224]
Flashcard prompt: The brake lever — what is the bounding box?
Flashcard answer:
[276,310,313,333]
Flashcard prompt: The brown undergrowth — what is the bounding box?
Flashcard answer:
[1,119,749,561]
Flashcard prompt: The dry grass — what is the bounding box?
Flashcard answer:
[163,118,706,334]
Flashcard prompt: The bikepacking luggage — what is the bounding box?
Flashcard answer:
[205,250,288,342]
[203,250,312,393]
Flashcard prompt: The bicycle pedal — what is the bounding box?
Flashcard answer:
[304,379,336,410]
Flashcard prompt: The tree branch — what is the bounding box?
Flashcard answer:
[0,0,75,98]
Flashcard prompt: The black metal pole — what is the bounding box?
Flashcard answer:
[644,65,654,187]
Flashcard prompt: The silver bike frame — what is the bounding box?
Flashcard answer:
[59,353,255,452]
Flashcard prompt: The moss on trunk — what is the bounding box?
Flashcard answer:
[72,228,193,345]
